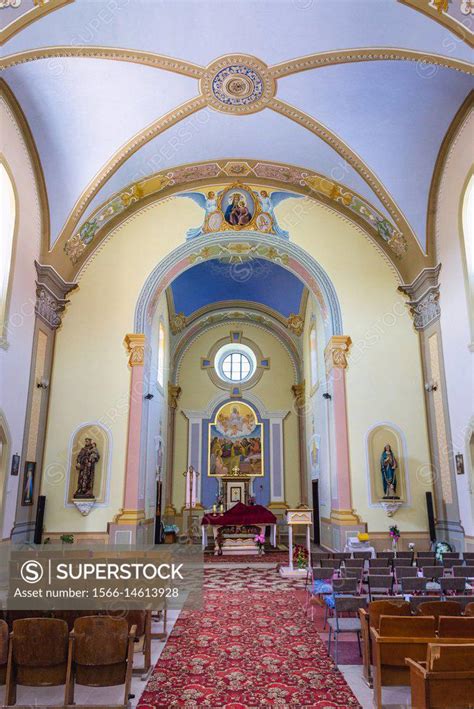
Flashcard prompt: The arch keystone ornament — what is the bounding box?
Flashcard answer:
[200,55,276,114]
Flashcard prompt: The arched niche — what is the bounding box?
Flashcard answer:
[65,423,111,507]
[366,423,409,506]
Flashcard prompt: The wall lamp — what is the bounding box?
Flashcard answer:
[36,377,49,389]
[144,393,154,400]
[424,381,438,393]
[322,392,332,400]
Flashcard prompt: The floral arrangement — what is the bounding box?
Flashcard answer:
[254,533,265,551]
[60,534,74,544]
[293,544,309,569]
[163,524,179,534]
[389,525,400,542]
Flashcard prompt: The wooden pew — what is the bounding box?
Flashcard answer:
[407,643,474,708]
[371,615,474,709]
[371,615,437,709]
[359,600,410,687]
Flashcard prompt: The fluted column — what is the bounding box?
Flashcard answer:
[399,265,464,548]
[164,384,181,516]
[110,334,146,544]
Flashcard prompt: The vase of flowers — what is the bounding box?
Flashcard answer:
[389,524,400,551]
[254,532,265,555]
[293,544,309,569]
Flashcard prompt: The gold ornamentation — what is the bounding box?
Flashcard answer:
[330,508,363,525]
[168,384,181,409]
[324,335,352,370]
[291,382,306,408]
[113,508,146,525]
[124,333,145,367]
[200,55,276,115]
[170,312,187,335]
[222,161,254,177]
[287,313,304,336]
[304,175,353,206]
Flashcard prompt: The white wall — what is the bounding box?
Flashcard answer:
[0,93,41,539]
[436,107,474,540]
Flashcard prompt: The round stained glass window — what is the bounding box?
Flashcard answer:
[215,344,257,384]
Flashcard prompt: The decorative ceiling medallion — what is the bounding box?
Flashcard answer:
[200,55,275,114]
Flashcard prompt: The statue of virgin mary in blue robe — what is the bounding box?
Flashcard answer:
[380,444,398,498]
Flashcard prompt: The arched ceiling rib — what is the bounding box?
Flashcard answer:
[0,0,472,262]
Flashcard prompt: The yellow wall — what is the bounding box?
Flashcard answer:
[172,323,300,510]
[41,189,432,536]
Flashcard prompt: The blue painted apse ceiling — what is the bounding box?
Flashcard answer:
[170,259,305,319]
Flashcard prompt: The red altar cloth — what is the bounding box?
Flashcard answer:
[201,502,276,526]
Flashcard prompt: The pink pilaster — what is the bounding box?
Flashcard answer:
[324,336,363,537]
[109,334,146,543]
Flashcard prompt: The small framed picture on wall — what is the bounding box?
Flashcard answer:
[455,453,464,475]
[21,461,35,506]
[10,453,20,476]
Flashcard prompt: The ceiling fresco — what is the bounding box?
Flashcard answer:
[1,0,473,264]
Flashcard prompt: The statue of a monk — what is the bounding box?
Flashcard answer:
[74,438,100,499]
[380,444,398,498]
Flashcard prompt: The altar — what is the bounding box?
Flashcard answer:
[201,502,277,554]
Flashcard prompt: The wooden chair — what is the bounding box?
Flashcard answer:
[370,615,437,709]
[417,552,436,560]
[354,551,372,560]
[395,565,418,580]
[400,577,427,595]
[416,601,462,627]
[345,558,365,568]
[407,643,474,708]
[0,619,8,685]
[463,552,474,561]
[437,615,474,638]
[442,558,464,568]
[378,552,395,560]
[396,551,414,561]
[367,574,393,599]
[369,558,391,569]
[422,566,444,581]
[394,557,414,569]
[359,600,410,687]
[332,552,351,561]
[52,610,100,632]
[409,596,442,614]
[107,610,152,678]
[442,553,460,559]
[450,596,474,611]
[440,577,466,595]
[313,552,331,564]
[453,565,474,578]
[65,615,135,708]
[5,618,69,706]
[327,595,367,666]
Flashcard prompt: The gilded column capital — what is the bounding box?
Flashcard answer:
[168,383,182,409]
[291,381,306,408]
[124,333,145,366]
[324,335,352,370]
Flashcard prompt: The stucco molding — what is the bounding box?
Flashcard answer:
[398,263,442,330]
[0,0,74,46]
[34,261,77,330]
[398,0,474,48]
[133,233,344,340]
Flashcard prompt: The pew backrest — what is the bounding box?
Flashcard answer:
[438,615,474,638]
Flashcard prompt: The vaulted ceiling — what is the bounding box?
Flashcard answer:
[1,0,473,261]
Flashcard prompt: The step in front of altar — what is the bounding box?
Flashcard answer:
[218,533,260,556]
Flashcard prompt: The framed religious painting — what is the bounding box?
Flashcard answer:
[21,461,35,506]
[208,401,264,476]
[455,453,465,475]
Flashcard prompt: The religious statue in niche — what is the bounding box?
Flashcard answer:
[73,438,100,499]
[380,444,399,499]
[179,183,302,240]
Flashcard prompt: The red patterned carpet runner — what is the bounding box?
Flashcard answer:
[138,569,360,708]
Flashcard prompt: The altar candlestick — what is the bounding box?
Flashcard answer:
[220,504,224,513]
[213,504,217,514]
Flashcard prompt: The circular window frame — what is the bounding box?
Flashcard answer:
[205,335,266,391]
[215,343,257,384]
